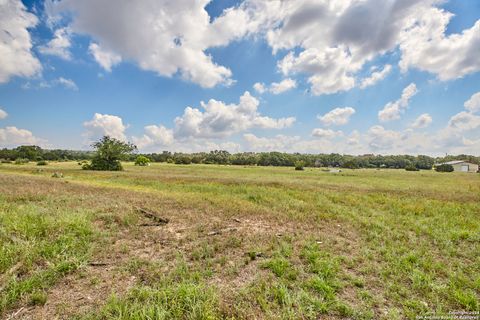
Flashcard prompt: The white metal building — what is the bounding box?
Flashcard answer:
[438,160,479,172]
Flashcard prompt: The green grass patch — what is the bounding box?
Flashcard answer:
[83,261,221,320]
[0,194,97,313]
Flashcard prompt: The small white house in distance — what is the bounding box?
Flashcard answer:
[437,160,479,172]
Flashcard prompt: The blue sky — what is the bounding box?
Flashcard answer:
[0,0,479,155]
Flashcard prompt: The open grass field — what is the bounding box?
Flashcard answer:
[0,162,479,319]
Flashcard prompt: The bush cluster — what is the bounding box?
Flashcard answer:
[435,164,454,172]
[14,158,29,165]
[405,164,419,171]
[294,161,305,171]
[134,156,150,166]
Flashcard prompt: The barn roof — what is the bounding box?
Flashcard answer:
[440,160,472,165]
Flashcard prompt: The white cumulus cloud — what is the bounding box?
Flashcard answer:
[448,112,480,131]
[269,78,297,94]
[246,0,435,95]
[173,91,295,139]
[464,92,480,114]
[410,113,432,129]
[205,0,480,94]
[253,82,266,94]
[132,91,295,151]
[399,7,480,81]
[278,48,357,95]
[347,130,360,145]
[83,113,127,142]
[0,0,41,83]
[367,125,405,151]
[318,107,355,126]
[359,64,392,89]
[132,125,174,150]
[38,0,480,92]
[378,83,418,122]
[55,77,78,90]
[311,128,343,139]
[0,108,7,120]
[47,0,248,88]
[253,78,297,95]
[88,43,122,72]
[0,126,47,147]
[38,27,72,60]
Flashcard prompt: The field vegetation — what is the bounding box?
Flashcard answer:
[0,161,478,319]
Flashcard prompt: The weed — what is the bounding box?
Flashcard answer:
[29,291,47,306]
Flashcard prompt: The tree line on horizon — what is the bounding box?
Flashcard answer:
[1,144,479,170]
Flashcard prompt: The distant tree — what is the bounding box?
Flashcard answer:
[83,136,137,171]
[231,152,258,166]
[294,160,305,171]
[15,145,42,160]
[174,153,192,164]
[342,159,359,169]
[258,152,295,167]
[435,164,454,172]
[134,155,151,166]
[190,153,205,164]
[205,150,231,164]
[414,155,434,170]
[146,151,172,162]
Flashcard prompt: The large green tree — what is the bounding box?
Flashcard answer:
[14,145,42,160]
[83,136,136,171]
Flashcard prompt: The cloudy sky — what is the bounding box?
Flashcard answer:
[1,0,480,155]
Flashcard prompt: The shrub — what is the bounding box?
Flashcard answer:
[435,164,454,172]
[30,292,47,306]
[405,164,419,171]
[14,158,29,165]
[82,136,137,171]
[83,158,123,171]
[51,172,64,178]
[36,160,48,166]
[1,159,12,163]
[294,161,305,171]
[134,155,151,166]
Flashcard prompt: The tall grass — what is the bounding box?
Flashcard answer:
[0,193,96,312]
